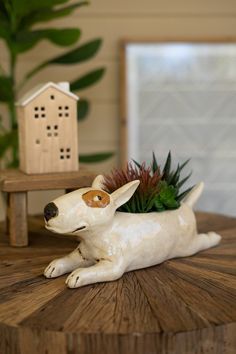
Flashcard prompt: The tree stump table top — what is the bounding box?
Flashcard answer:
[0,212,236,354]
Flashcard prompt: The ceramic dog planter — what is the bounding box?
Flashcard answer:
[43,175,221,288]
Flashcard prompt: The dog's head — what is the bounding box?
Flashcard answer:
[44,175,140,235]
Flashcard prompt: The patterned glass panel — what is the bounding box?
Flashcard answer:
[126,43,236,216]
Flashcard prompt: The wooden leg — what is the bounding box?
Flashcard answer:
[7,192,28,247]
[6,193,10,235]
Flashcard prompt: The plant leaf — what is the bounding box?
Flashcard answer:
[25,39,103,80]
[162,151,171,179]
[71,68,105,91]
[20,2,88,29]
[177,186,194,202]
[177,172,192,190]
[132,159,142,169]
[79,152,113,163]
[0,76,13,102]
[154,197,165,211]
[15,28,81,53]
[179,158,191,172]
[11,0,69,19]
[169,163,181,186]
[0,130,18,158]
[158,182,179,209]
[49,39,102,65]
[152,151,159,173]
[77,99,89,121]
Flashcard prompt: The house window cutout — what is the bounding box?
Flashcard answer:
[60,148,71,160]
[47,125,58,137]
[41,107,45,111]
[50,95,55,100]
[58,106,70,118]
[34,114,39,118]
[34,107,39,111]
[41,114,46,118]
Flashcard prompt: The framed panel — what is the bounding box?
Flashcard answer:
[120,39,236,216]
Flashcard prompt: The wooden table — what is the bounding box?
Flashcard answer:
[0,169,94,247]
[0,212,235,354]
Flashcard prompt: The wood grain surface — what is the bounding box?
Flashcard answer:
[0,168,95,192]
[7,192,28,247]
[0,212,235,354]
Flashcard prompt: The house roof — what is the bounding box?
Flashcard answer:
[16,82,79,107]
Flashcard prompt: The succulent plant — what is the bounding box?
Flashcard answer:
[103,151,193,213]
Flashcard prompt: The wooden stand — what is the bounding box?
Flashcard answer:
[0,169,95,247]
[0,212,235,353]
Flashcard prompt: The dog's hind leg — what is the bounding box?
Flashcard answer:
[181,232,221,257]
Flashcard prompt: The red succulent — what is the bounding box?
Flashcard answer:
[103,162,162,213]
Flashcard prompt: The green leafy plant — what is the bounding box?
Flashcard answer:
[103,151,193,213]
[0,0,111,167]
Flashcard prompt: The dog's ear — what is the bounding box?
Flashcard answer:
[111,180,140,209]
[92,175,104,189]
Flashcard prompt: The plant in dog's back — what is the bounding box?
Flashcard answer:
[43,152,221,288]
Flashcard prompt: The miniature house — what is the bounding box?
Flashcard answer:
[16,82,79,174]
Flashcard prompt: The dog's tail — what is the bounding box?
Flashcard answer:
[183,182,204,208]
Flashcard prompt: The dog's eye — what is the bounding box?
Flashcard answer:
[93,195,102,202]
[82,190,110,208]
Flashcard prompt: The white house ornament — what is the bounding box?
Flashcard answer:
[16,81,79,174]
[43,175,221,289]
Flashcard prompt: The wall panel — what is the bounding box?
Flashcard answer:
[0,0,235,220]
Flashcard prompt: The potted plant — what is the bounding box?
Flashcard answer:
[43,152,221,288]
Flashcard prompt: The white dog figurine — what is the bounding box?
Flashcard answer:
[43,175,221,288]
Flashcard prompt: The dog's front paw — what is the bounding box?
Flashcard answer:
[44,259,66,278]
[66,270,81,288]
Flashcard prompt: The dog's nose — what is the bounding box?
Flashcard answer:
[44,202,58,221]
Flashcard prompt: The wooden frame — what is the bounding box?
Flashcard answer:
[119,38,236,167]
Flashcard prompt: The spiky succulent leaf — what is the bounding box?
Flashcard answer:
[179,158,191,172]
[132,158,142,169]
[177,172,192,190]
[162,151,171,180]
[176,186,194,202]
[152,151,159,173]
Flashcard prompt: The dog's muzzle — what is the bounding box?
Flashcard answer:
[44,202,59,221]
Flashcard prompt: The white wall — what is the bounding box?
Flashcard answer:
[1,0,236,220]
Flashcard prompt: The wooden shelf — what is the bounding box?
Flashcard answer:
[0,212,236,353]
[0,168,95,247]
[0,168,95,192]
